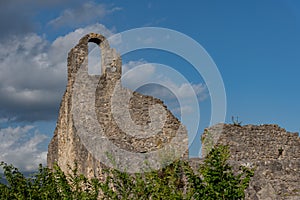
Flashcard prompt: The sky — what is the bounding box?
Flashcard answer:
[0,0,300,172]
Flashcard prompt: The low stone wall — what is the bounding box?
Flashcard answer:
[201,123,300,200]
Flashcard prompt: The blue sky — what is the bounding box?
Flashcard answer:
[0,0,299,171]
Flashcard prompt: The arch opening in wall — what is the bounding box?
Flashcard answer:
[88,42,102,75]
[88,37,101,45]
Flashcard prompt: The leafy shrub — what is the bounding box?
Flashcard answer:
[0,145,253,200]
[196,145,254,199]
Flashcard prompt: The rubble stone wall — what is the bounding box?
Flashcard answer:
[47,33,188,178]
[48,32,300,199]
[201,124,300,200]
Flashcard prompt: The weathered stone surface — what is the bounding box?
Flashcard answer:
[47,33,188,177]
[201,123,300,200]
[47,32,300,199]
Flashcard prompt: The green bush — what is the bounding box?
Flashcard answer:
[0,145,254,200]
[197,145,254,199]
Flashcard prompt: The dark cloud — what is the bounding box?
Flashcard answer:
[0,24,112,122]
[0,1,35,39]
[0,0,84,40]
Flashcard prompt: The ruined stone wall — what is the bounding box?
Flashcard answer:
[201,124,300,200]
[47,32,300,199]
[47,33,188,178]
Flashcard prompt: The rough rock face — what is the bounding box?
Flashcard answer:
[47,33,188,178]
[201,124,300,200]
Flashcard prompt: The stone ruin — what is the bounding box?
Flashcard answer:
[47,33,188,177]
[48,33,300,199]
[201,123,300,200]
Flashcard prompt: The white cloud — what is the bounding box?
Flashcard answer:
[48,2,122,28]
[0,23,113,171]
[171,105,194,115]
[122,60,156,88]
[50,23,112,67]
[122,60,207,101]
[173,82,207,101]
[121,60,208,116]
[0,125,48,171]
[0,23,112,121]
[134,83,206,116]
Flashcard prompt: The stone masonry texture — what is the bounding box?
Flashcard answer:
[47,33,188,178]
[48,33,300,199]
[201,123,300,200]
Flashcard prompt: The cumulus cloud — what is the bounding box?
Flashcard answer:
[48,2,122,28]
[121,60,207,116]
[122,60,156,88]
[122,60,207,100]
[160,81,207,101]
[135,82,207,101]
[0,125,48,171]
[0,23,112,121]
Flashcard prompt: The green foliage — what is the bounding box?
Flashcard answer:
[0,145,254,200]
[0,161,100,200]
[232,116,242,126]
[197,145,254,199]
[98,160,190,199]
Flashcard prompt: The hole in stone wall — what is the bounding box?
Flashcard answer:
[111,66,117,72]
[88,42,102,75]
